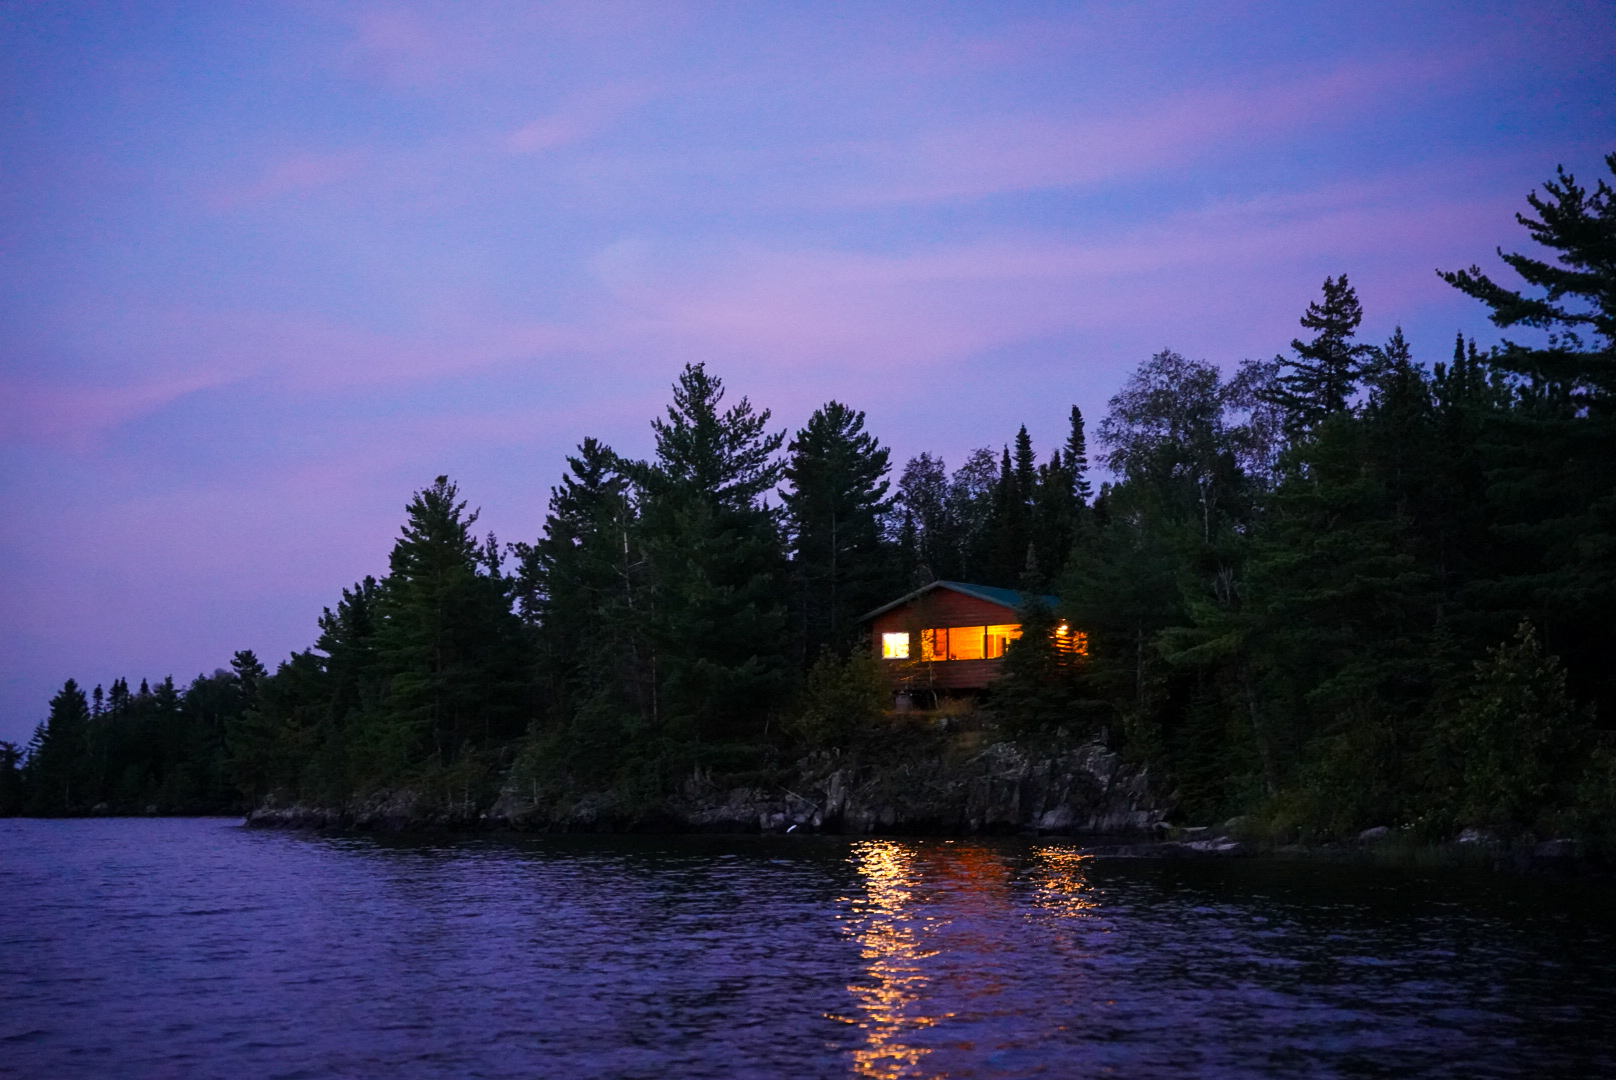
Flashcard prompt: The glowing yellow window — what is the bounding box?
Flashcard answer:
[985,623,1022,658]
[920,628,941,661]
[881,632,910,659]
[948,626,985,660]
[1054,622,1089,656]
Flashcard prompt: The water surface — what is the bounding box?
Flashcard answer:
[2,819,1612,1078]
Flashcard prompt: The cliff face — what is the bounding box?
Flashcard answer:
[245,736,1169,836]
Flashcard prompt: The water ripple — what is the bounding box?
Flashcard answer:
[1,820,1612,1079]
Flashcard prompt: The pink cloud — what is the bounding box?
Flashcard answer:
[0,304,588,448]
[579,169,1514,382]
[830,54,1477,206]
[504,86,647,154]
[8,157,1519,453]
[0,371,233,450]
[213,149,369,209]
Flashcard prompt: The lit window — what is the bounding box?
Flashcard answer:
[916,626,1018,661]
[1054,622,1089,656]
[948,626,985,660]
[985,624,1022,658]
[881,632,910,659]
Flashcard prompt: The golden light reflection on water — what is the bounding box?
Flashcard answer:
[1030,845,1102,922]
[839,840,939,1078]
[837,842,1101,1078]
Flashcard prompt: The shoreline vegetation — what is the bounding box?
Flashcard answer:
[6,153,1616,875]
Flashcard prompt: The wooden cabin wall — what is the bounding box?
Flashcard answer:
[869,592,1018,637]
[869,590,1022,691]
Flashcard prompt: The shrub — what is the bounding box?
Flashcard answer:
[790,650,888,748]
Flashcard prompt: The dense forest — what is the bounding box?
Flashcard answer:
[6,153,1614,849]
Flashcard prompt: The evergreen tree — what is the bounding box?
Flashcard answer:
[1441,153,1616,393]
[513,437,649,779]
[173,667,249,812]
[228,650,325,805]
[23,680,92,814]
[635,363,791,744]
[1269,275,1370,437]
[300,584,377,795]
[232,650,268,699]
[0,741,22,815]
[1240,402,1441,826]
[1065,405,1092,506]
[372,477,531,767]
[984,438,1035,586]
[1030,449,1071,588]
[1013,425,1037,496]
[992,599,1088,732]
[782,401,897,660]
[1440,151,1616,721]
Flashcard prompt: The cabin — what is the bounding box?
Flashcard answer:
[860,580,1084,697]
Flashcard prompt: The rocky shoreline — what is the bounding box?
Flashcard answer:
[246,736,1169,837]
[241,734,1608,877]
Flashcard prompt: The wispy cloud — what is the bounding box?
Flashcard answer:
[8,156,1515,454]
[0,371,233,450]
[212,149,370,209]
[504,86,648,154]
[578,171,1511,379]
[826,56,1478,207]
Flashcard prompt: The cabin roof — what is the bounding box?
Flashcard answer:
[858,580,1061,623]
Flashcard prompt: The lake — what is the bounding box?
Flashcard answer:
[2,819,1612,1079]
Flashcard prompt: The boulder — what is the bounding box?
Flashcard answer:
[1531,838,1582,860]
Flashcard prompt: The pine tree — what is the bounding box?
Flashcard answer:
[23,680,91,814]
[303,584,378,795]
[227,650,325,805]
[984,441,1032,586]
[1065,405,1092,505]
[1269,275,1370,437]
[1013,425,1037,497]
[1025,406,1097,587]
[1030,449,1071,589]
[1440,152,1616,721]
[372,477,531,768]
[1441,152,1615,395]
[0,740,22,815]
[635,363,791,744]
[232,650,268,700]
[783,401,896,660]
[513,436,650,766]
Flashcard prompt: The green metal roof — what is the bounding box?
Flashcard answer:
[858,580,1061,623]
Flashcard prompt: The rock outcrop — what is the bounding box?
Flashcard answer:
[247,736,1170,836]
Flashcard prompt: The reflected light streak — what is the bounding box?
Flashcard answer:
[836,842,1103,1077]
[840,840,947,1079]
[1031,846,1101,921]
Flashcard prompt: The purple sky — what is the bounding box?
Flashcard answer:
[2,2,1613,743]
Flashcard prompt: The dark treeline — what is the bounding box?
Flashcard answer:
[5,153,1614,847]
